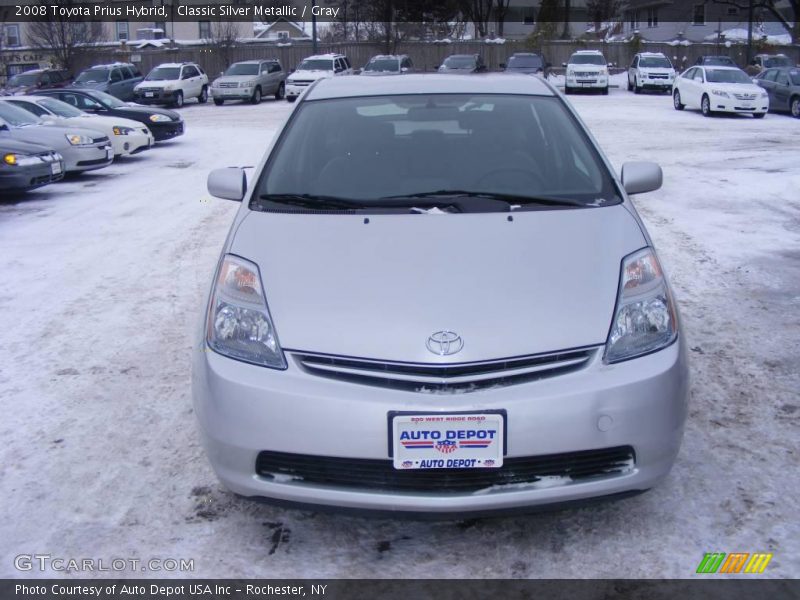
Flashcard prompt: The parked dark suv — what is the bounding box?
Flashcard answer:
[71,62,143,101]
[2,69,73,96]
[438,54,487,73]
[693,56,738,67]
[501,53,550,77]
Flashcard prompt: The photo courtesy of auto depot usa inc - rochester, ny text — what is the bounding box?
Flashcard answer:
[13,1,341,21]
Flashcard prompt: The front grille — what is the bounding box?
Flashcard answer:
[293,348,596,393]
[647,74,669,79]
[91,136,109,144]
[137,87,161,93]
[574,71,597,77]
[733,93,757,100]
[76,157,110,166]
[218,82,239,88]
[290,80,314,86]
[255,446,635,493]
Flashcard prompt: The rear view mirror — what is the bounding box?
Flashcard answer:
[207,168,247,201]
[621,162,663,195]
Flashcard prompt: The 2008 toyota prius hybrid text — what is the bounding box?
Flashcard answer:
[193,74,689,516]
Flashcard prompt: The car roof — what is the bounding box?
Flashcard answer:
[303,53,345,59]
[234,59,276,64]
[369,55,406,60]
[573,50,603,54]
[698,65,741,70]
[87,62,134,69]
[638,52,667,57]
[306,73,555,101]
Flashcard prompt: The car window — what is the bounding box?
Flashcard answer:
[269,63,282,73]
[49,71,63,83]
[344,57,352,69]
[762,69,777,82]
[683,68,695,79]
[58,93,103,110]
[776,71,790,85]
[120,66,133,80]
[7,100,49,117]
[632,57,639,68]
[110,69,122,82]
[37,97,84,118]
[694,70,704,82]
[146,66,180,81]
[261,63,270,73]
[40,73,51,85]
[183,66,199,78]
[569,54,606,65]
[255,94,621,209]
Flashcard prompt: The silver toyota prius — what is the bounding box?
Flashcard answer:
[194,74,689,516]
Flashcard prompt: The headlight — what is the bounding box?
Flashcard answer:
[65,134,93,146]
[712,90,730,98]
[760,91,768,98]
[163,85,174,92]
[239,81,253,88]
[149,114,171,123]
[207,254,286,369]
[113,125,134,136]
[604,248,677,363]
[3,153,39,166]
[599,68,607,75]
[286,78,296,84]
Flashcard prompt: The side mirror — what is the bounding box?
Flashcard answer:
[289,68,295,74]
[562,62,567,68]
[621,162,662,195]
[499,62,506,69]
[400,67,408,73]
[219,71,224,77]
[207,168,247,201]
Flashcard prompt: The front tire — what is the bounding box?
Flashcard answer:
[286,96,297,103]
[627,76,633,92]
[275,82,285,100]
[602,86,609,95]
[701,94,713,117]
[634,77,642,94]
[251,87,262,104]
[673,89,685,111]
[564,85,572,95]
[213,98,224,106]
[198,86,208,104]
[173,91,184,108]
[791,96,800,118]
[753,112,766,119]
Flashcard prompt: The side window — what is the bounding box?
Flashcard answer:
[683,67,695,79]
[776,71,789,85]
[344,57,352,69]
[261,62,270,73]
[694,69,704,82]
[40,73,51,85]
[334,59,343,72]
[182,66,198,78]
[110,68,122,82]
[9,100,48,116]
[632,57,638,68]
[120,67,133,80]
[763,69,777,82]
[196,65,205,75]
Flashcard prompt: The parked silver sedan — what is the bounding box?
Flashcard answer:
[0,100,112,173]
[195,74,688,516]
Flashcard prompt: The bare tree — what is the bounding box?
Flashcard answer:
[711,0,799,43]
[493,0,512,37]
[458,0,493,38]
[25,1,106,72]
[586,0,623,38]
[204,21,240,70]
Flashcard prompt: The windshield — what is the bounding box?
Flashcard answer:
[508,55,542,69]
[0,101,42,126]
[365,59,400,72]
[639,57,672,68]
[569,54,606,65]
[38,97,84,118]
[7,73,39,87]
[442,56,476,69]
[706,69,751,84]
[145,67,180,81]
[86,90,126,108]
[224,63,259,76]
[764,56,792,68]
[253,94,620,212]
[702,57,735,66]
[298,59,334,71]
[790,70,800,85]
[76,68,110,83]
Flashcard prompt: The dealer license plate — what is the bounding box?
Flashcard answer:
[51,162,62,175]
[106,147,113,159]
[391,413,504,470]
[741,102,754,108]
[145,92,154,98]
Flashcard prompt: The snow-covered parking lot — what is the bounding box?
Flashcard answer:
[1,87,798,579]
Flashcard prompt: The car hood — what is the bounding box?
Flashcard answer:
[568,65,605,72]
[229,206,646,363]
[135,80,177,89]
[71,81,109,90]
[214,76,258,85]
[289,70,333,81]
[506,67,543,74]
[709,83,764,95]
[114,105,181,121]
[2,86,34,96]
[0,135,54,154]
[0,124,104,151]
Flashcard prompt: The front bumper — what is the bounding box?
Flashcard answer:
[286,84,310,98]
[66,142,114,172]
[211,87,254,101]
[193,337,689,515]
[0,156,64,192]
[640,78,673,90]
[147,120,184,142]
[133,89,180,104]
[566,76,608,89]
[711,97,769,114]
[113,128,154,157]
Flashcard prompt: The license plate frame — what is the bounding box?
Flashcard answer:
[145,92,154,98]
[388,409,507,470]
[50,162,62,175]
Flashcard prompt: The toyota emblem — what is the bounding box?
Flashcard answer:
[426,331,464,356]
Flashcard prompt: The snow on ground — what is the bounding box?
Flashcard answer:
[0,89,798,579]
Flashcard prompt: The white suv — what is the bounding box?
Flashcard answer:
[133,62,209,108]
[563,50,609,95]
[628,53,676,94]
[285,54,353,103]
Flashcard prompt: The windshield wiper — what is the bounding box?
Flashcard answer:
[255,193,372,211]
[381,190,587,210]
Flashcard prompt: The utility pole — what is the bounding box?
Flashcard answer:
[312,0,318,54]
[746,0,754,64]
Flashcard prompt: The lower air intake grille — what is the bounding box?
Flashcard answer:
[255,446,635,494]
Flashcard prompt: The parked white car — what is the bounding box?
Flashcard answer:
[285,54,353,103]
[563,50,608,95]
[672,66,769,118]
[4,95,153,158]
[628,52,676,94]
[133,62,209,108]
